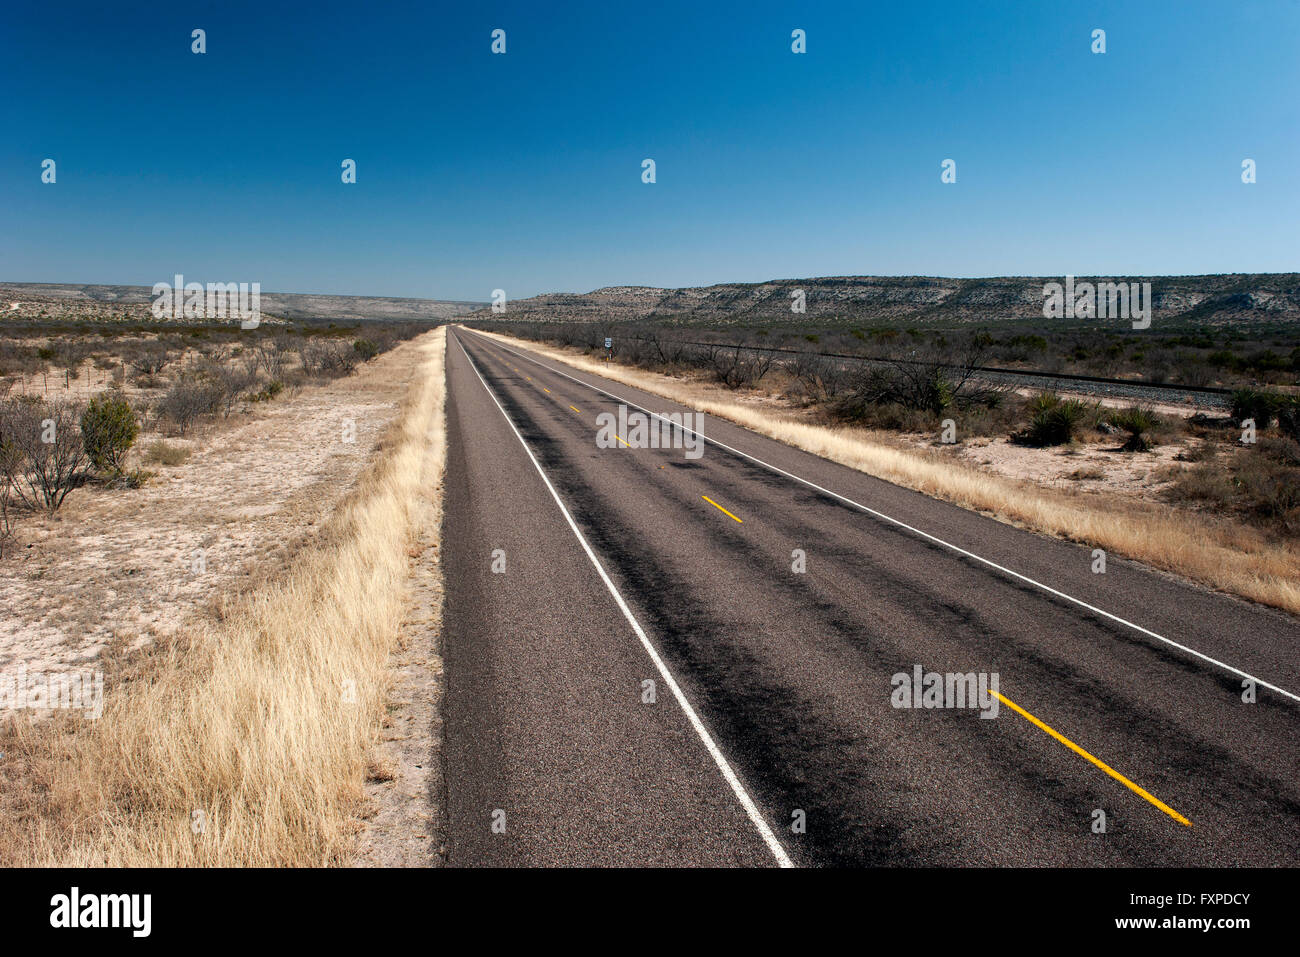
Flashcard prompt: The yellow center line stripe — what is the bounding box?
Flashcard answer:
[615,434,632,448]
[569,405,581,413]
[994,691,1191,827]
[543,387,551,393]
[701,495,744,524]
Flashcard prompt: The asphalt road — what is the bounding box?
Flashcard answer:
[440,326,1300,867]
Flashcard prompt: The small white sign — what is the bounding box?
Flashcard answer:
[604,337,612,349]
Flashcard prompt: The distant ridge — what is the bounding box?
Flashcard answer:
[467,274,1300,330]
[0,282,486,324]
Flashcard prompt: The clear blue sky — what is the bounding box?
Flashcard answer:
[2,0,1296,301]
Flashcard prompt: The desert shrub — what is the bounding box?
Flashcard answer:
[1172,355,1214,387]
[1163,462,1236,509]
[1257,436,1300,466]
[155,380,223,435]
[704,343,774,389]
[954,397,1021,438]
[1230,388,1283,427]
[57,341,90,381]
[0,397,88,512]
[835,335,1001,417]
[304,341,361,378]
[249,380,285,402]
[788,351,850,404]
[81,392,139,472]
[0,405,21,554]
[352,339,379,361]
[1174,441,1217,463]
[1013,393,1097,447]
[107,468,152,490]
[251,339,289,379]
[299,340,330,377]
[142,439,191,467]
[193,357,257,416]
[1164,447,1300,531]
[1234,456,1300,523]
[837,400,934,433]
[1108,405,1159,453]
[1277,398,1300,443]
[127,342,172,377]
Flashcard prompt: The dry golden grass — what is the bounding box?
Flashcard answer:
[0,326,447,866]
[475,328,1300,617]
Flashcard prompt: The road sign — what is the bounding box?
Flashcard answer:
[604,337,612,349]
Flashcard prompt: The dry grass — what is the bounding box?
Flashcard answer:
[141,438,191,467]
[475,328,1300,617]
[0,326,447,866]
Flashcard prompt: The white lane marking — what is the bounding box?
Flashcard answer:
[466,328,1300,706]
[455,333,795,868]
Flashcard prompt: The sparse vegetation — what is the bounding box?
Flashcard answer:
[0,328,448,866]
[141,438,191,467]
[0,317,436,553]
[1013,394,1098,447]
[1231,388,1284,427]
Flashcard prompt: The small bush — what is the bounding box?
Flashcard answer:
[142,439,191,467]
[81,392,139,473]
[353,339,379,361]
[1277,399,1300,443]
[249,380,285,402]
[156,380,223,435]
[1258,436,1300,466]
[1013,394,1096,447]
[107,468,153,490]
[1230,388,1283,428]
[1108,405,1158,453]
[1235,456,1300,522]
[0,398,88,513]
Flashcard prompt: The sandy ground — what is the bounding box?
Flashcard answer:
[718,377,1211,509]
[0,343,424,677]
[951,435,1189,496]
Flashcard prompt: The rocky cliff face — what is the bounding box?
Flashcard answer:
[475,274,1300,329]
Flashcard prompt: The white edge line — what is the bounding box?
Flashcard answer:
[455,333,796,868]
[466,327,1300,707]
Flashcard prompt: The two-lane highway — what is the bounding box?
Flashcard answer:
[440,326,1300,867]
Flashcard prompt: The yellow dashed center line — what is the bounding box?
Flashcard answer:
[569,405,581,414]
[543,387,551,393]
[994,690,1192,827]
[701,495,744,523]
[615,435,632,448]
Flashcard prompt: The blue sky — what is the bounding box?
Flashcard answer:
[2,0,1296,301]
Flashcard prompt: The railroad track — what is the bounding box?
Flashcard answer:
[612,335,1237,410]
